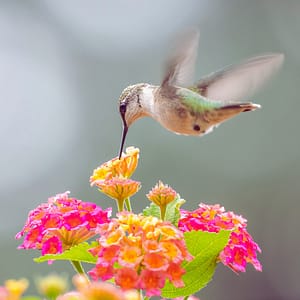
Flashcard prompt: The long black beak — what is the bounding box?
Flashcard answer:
[118,120,128,159]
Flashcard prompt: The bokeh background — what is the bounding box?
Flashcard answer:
[1,1,299,299]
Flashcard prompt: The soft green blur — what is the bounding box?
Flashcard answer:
[0,1,299,300]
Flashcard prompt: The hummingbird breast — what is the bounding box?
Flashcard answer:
[153,89,214,136]
[156,106,213,136]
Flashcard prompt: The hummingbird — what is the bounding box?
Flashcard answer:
[118,30,284,158]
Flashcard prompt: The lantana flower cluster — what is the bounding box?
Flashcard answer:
[0,278,29,300]
[58,275,141,300]
[16,192,111,255]
[90,147,141,210]
[15,146,261,299]
[89,212,193,297]
[179,204,262,272]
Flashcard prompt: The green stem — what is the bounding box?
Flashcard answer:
[117,199,125,212]
[125,197,132,212]
[139,289,146,300]
[70,260,89,282]
[160,204,167,221]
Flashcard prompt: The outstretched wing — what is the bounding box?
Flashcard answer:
[192,53,284,102]
[161,29,200,89]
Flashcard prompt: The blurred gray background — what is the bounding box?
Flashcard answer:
[0,0,299,299]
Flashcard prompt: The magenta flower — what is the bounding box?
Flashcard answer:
[179,203,262,273]
[16,192,111,256]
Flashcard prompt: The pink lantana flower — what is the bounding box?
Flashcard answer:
[179,203,261,273]
[139,269,166,297]
[16,192,111,256]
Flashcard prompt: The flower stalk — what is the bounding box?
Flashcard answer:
[70,261,89,280]
[124,197,132,212]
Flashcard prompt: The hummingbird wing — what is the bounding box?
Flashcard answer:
[161,29,200,89]
[192,53,284,102]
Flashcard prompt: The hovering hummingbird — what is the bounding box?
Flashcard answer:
[118,30,284,158]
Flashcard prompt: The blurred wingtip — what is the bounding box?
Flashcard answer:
[263,52,285,69]
[271,52,285,66]
[172,27,200,46]
[252,103,262,110]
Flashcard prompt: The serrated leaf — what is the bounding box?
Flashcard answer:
[162,230,230,298]
[34,242,98,264]
[142,195,185,226]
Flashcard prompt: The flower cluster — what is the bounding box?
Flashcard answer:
[178,203,262,272]
[90,146,139,181]
[147,181,177,207]
[58,275,141,300]
[89,212,193,297]
[0,278,28,300]
[16,192,111,256]
[15,146,262,299]
[35,273,69,299]
[90,147,141,209]
[147,181,177,220]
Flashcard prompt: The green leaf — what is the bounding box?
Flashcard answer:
[21,297,42,300]
[165,195,185,226]
[142,195,185,226]
[142,202,160,218]
[162,230,231,298]
[34,242,98,264]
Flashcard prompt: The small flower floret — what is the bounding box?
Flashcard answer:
[90,147,140,208]
[95,177,141,202]
[3,278,29,300]
[90,147,139,184]
[147,181,177,207]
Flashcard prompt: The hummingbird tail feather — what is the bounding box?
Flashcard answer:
[206,102,261,125]
[223,102,261,112]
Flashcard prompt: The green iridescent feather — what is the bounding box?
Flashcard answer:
[178,88,222,113]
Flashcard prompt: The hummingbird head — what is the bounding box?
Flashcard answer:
[118,83,148,159]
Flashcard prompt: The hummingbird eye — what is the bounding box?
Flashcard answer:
[119,102,127,115]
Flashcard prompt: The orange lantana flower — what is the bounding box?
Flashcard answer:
[95,177,141,207]
[89,212,193,297]
[147,181,177,207]
[90,147,139,184]
[90,147,140,211]
[147,181,177,220]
